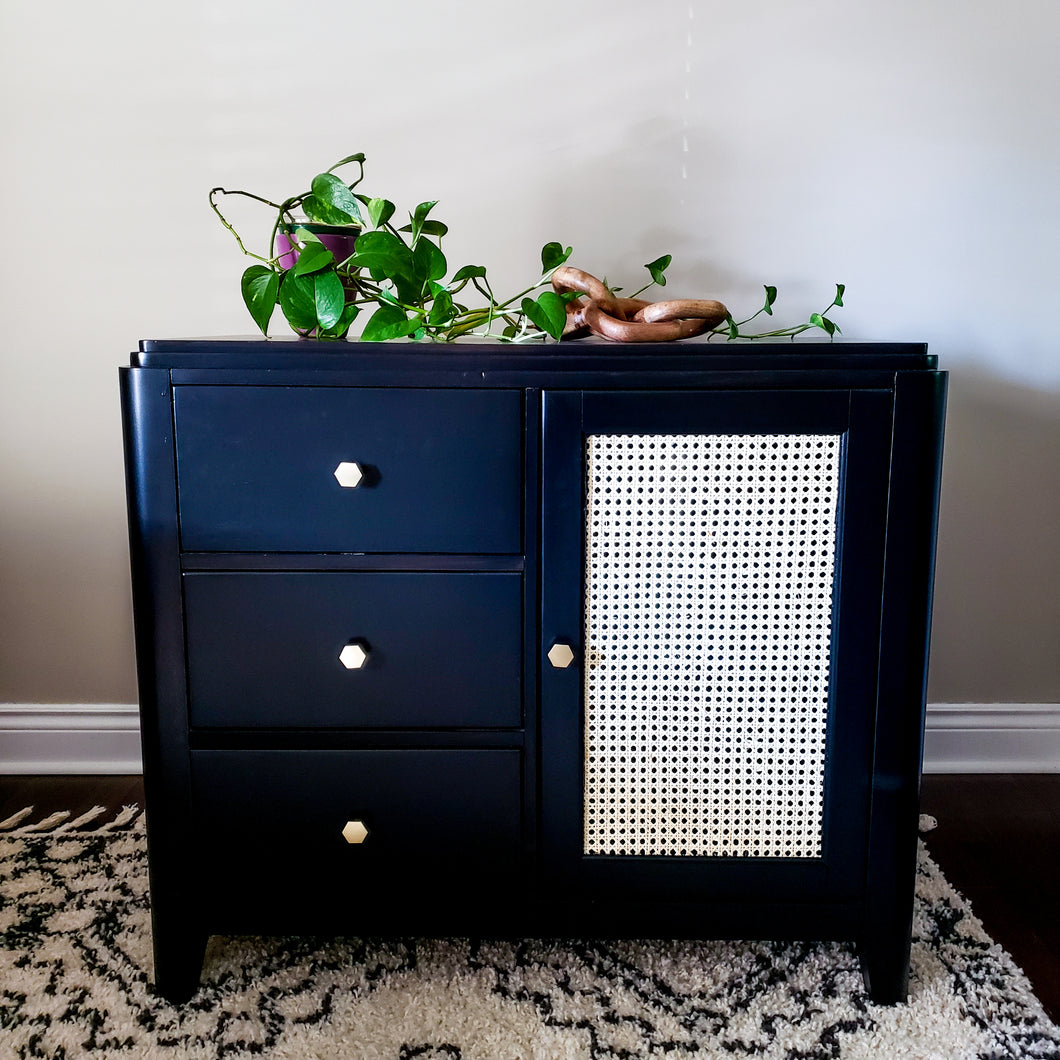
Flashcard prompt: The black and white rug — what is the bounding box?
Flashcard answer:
[1,806,1058,1059]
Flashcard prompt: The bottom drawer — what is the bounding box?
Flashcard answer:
[191,749,523,911]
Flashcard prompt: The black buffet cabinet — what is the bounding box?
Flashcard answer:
[120,339,946,1004]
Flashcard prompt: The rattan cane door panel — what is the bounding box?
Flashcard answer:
[583,433,841,860]
[540,389,893,902]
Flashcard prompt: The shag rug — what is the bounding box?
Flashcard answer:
[1,807,1058,1059]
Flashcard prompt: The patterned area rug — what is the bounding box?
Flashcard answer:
[1,807,1058,1059]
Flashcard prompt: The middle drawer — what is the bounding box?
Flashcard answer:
[184,571,522,729]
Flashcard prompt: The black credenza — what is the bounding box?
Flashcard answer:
[121,339,946,1003]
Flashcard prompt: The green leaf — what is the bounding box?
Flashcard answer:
[413,238,447,285]
[361,196,396,229]
[319,302,361,339]
[727,314,740,340]
[312,172,364,223]
[834,283,845,307]
[292,240,335,276]
[412,200,438,221]
[399,219,449,239]
[328,152,366,171]
[427,290,454,326]
[763,285,777,316]
[240,265,279,335]
[541,242,572,273]
[402,200,438,245]
[644,254,672,287]
[391,274,423,307]
[314,269,345,329]
[278,270,318,331]
[451,264,487,283]
[301,193,358,226]
[521,291,567,339]
[809,312,839,336]
[360,304,417,342]
[348,230,415,282]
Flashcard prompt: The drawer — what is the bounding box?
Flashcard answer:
[174,386,523,553]
[191,749,523,901]
[185,571,522,728]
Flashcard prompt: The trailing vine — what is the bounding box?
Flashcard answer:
[210,152,844,343]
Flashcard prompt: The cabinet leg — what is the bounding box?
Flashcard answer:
[151,916,208,1003]
[858,930,911,1004]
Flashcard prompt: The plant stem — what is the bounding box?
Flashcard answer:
[492,271,556,312]
[209,188,279,263]
[732,306,768,328]
[626,280,658,299]
[268,196,310,269]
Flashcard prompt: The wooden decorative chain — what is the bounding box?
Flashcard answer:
[553,266,729,342]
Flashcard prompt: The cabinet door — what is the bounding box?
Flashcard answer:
[540,389,893,903]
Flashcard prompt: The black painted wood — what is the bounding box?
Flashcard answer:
[174,386,523,554]
[539,388,891,907]
[521,388,542,864]
[189,729,525,750]
[120,341,946,1003]
[184,571,523,729]
[120,368,204,1002]
[180,553,525,571]
[860,370,948,1002]
[192,748,524,913]
[136,336,934,373]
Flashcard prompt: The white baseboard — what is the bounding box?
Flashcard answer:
[1,703,1057,775]
[922,703,1060,773]
[0,704,142,774]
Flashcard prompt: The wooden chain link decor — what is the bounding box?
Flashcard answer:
[553,266,729,342]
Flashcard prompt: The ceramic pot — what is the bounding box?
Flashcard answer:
[274,223,360,270]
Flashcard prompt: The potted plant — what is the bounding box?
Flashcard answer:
[210,151,845,343]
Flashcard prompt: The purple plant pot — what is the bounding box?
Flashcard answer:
[274,223,360,269]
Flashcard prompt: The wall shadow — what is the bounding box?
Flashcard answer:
[928,368,1060,703]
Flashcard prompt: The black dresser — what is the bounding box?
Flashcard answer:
[121,339,946,1003]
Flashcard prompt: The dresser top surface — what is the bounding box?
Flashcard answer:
[133,337,933,374]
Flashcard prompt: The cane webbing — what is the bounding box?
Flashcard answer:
[583,433,841,858]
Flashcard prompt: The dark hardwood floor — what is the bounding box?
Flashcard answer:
[0,774,145,824]
[920,774,1060,1024]
[1,773,1057,1022]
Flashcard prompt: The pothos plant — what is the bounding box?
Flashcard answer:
[209,151,845,342]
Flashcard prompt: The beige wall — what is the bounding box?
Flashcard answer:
[929,373,1059,702]
[0,0,1057,706]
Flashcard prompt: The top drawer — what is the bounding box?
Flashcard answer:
[174,387,523,553]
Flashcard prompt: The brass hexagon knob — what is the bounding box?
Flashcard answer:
[334,461,364,488]
[547,641,575,669]
[339,643,369,670]
[342,820,369,844]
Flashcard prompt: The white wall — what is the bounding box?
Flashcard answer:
[0,0,1057,707]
